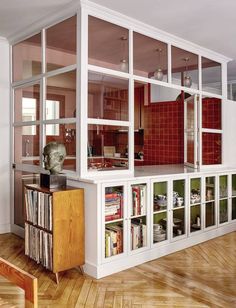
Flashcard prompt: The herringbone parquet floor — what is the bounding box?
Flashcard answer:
[0,232,236,307]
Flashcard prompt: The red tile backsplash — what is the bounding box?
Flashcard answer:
[143,99,184,165]
[202,98,221,130]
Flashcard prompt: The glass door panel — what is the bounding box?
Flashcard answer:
[190,205,201,232]
[172,179,185,238]
[153,181,168,243]
[184,95,198,168]
[130,184,147,250]
[205,176,216,228]
[205,202,215,227]
[219,199,228,224]
[232,174,236,197]
[190,178,201,233]
[219,175,228,198]
[105,185,124,258]
[232,198,236,220]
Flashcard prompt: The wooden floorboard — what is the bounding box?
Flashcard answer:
[0,232,235,307]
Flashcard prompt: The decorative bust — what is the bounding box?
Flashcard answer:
[43,142,66,175]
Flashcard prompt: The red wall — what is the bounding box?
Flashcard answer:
[143,100,184,165]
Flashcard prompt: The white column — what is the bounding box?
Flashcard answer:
[0,37,10,233]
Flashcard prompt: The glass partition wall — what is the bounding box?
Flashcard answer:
[11,8,226,227]
[12,15,78,227]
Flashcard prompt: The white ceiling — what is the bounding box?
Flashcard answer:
[0,0,235,78]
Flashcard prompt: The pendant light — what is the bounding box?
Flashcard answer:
[120,36,128,72]
[154,48,164,81]
[183,57,192,88]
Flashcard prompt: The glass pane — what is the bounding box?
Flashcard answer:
[14,125,40,165]
[202,97,221,129]
[46,16,76,72]
[232,198,236,220]
[136,82,185,165]
[133,32,168,81]
[131,217,147,250]
[172,46,198,89]
[88,16,129,72]
[153,212,167,243]
[173,179,185,208]
[14,170,39,227]
[205,176,215,201]
[105,186,123,222]
[13,33,41,82]
[173,208,185,237]
[88,125,128,171]
[14,84,40,122]
[88,72,128,121]
[219,199,228,224]
[205,202,215,227]
[219,175,228,198]
[45,123,76,171]
[232,174,236,196]
[187,133,194,164]
[131,184,147,216]
[190,204,201,232]
[202,133,222,165]
[105,222,123,257]
[46,70,76,119]
[190,178,201,204]
[186,99,194,130]
[202,57,222,95]
[153,182,168,212]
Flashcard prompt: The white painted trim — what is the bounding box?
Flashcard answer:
[87,118,130,127]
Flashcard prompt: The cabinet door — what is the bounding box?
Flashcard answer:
[129,182,149,252]
[103,183,127,260]
[231,174,236,220]
[189,177,202,234]
[152,180,169,245]
[171,178,187,240]
[204,176,216,229]
[219,175,229,224]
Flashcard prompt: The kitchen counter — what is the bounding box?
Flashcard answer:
[72,164,236,184]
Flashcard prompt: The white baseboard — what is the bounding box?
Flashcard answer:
[0,223,11,234]
[85,222,236,279]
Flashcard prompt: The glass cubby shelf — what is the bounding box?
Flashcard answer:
[130,184,147,250]
[205,176,216,228]
[172,179,185,238]
[190,178,202,233]
[153,181,168,243]
[219,175,228,224]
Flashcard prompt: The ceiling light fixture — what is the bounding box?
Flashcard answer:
[120,36,128,72]
[183,57,192,88]
[154,48,164,81]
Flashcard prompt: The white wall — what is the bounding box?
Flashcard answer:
[223,100,236,167]
[0,37,10,233]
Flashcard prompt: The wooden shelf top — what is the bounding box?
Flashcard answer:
[25,184,83,194]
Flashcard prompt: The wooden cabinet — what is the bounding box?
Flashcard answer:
[24,184,84,283]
